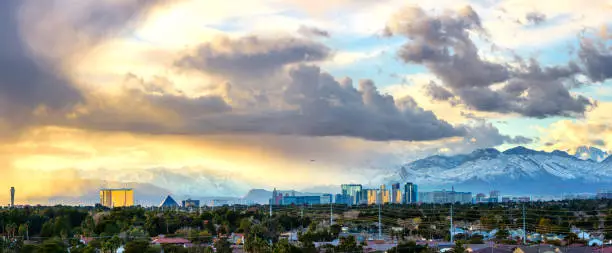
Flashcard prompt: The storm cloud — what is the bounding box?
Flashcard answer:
[385,5,595,118]
[0,0,82,124]
[0,0,177,130]
[578,40,612,82]
[297,25,331,38]
[175,36,332,80]
[525,11,547,25]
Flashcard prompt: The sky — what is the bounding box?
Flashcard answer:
[1,0,612,204]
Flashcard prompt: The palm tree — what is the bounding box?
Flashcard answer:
[566,233,579,245]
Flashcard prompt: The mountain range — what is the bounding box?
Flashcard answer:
[394,146,612,195]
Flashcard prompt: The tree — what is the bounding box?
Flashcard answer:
[214,238,232,253]
[336,235,362,253]
[273,239,301,253]
[495,228,509,241]
[39,238,68,253]
[566,233,579,245]
[124,240,151,253]
[245,236,270,253]
[387,241,430,253]
[18,223,29,240]
[536,218,552,234]
[330,224,342,237]
[103,236,123,253]
[161,244,187,253]
[451,240,466,253]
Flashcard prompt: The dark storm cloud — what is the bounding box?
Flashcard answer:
[174,65,466,141]
[0,0,177,130]
[0,0,82,124]
[297,25,330,38]
[385,5,594,118]
[578,40,612,82]
[463,121,533,147]
[425,82,454,101]
[525,11,546,25]
[169,35,468,141]
[175,36,332,80]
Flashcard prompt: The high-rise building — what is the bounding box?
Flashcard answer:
[418,189,472,204]
[362,189,378,205]
[475,193,486,203]
[489,190,500,203]
[282,196,320,205]
[99,188,134,208]
[341,184,362,205]
[10,187,15,207]
[379,185,390,204]
[404,183,418,204]
[391,183,402,204]
[270,188,284,205]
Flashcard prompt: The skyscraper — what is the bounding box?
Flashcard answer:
[391,183,402,204]
[489,190,500,203]
[379,185,390,204]
[341,184,362,205]
[404,183,418,204]
[364,189,377,205]
[10,187,15,207]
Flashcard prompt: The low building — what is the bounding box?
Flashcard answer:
[282,195,320,205]
[151,237,190,246]
[365,240,397,252]
[320,194,333,205]
[159,195,179,208]
[99,188,134,208]
[181,199,200,208]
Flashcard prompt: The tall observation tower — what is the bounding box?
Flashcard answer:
[10,187,15,207]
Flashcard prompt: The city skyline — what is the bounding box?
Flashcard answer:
[1,0,612,204]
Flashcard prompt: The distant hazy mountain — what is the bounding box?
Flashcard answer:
[394,146,612,195]
[574,146,609,162]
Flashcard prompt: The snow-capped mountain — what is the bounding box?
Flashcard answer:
[395,146,612,195]
[574,146,609,162]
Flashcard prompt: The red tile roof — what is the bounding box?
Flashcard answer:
[152,237,190,244]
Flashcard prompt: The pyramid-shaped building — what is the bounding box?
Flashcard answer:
[159,195,179,208]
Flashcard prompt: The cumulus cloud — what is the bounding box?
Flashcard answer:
[539,102,612,153]
[385,5,596,118]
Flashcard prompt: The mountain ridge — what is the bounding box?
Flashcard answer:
[395,146,612,195]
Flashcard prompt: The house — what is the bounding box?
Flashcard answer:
[339,232,367,243]
[151,237,190,247]
[313,239,339,248]
[79,235,94,245]
[279,232,298,242]
[364,240,397,252]
[230,233,245,245]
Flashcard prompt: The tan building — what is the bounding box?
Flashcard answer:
[380,185,390,204]
[393,189,402,203]
[99,188,134,208]
[365,189,378,205]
